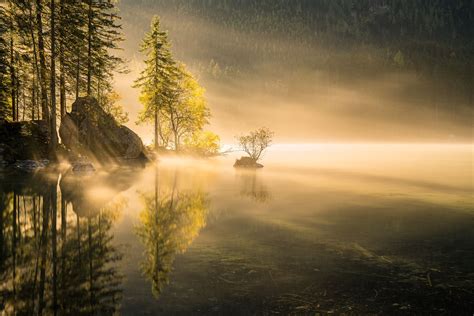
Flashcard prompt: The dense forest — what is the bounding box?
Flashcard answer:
[0,0,126,151]
[124,0,473,82]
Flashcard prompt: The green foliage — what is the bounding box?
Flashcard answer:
[85,0,126,97]
[393,50,405,67]
[100,90,129,124]
[183,130,220,156]
[134,16,215,151]
[134,16,176,118]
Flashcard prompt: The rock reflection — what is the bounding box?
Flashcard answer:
[0,171,124,315]
[137,166,209,297]
[236,169,270,203]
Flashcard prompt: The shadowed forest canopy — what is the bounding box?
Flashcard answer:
[119,0,473,142]
[124,0,473,77]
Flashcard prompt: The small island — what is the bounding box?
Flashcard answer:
[234,127,274,168]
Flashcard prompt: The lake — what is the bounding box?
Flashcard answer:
[0,144,473,315]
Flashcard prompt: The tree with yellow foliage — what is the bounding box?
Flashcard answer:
[135,16,218,153]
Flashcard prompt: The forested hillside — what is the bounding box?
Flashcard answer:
[122,0,472,84]
[118,0,472,141]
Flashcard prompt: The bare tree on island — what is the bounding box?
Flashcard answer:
[235,127,274,168]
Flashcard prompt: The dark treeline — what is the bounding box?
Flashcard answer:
[0,0,126,151]
[126,0,473,78]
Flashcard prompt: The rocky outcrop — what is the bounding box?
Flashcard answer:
[0,120,50,164]
[70,160,96,174]
[59,97,147,162]
[233,156,264,168]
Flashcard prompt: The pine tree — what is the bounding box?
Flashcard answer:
[35,0,50,124]
[134,16,178,150]
[85,0,125,100]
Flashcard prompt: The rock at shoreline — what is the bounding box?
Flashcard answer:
[71,160,96,174]
[233,156,264,168]
[13,160,49,173]
[59,97,148,162]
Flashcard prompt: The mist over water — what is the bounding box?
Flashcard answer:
[112,144,472,314]
[115,1,473,144]
[1,1,473,314]
[1,144,472,314]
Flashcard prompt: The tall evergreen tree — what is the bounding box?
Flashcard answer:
[85,0,125,100]
[134,16,177,150]
[35,0,50,124]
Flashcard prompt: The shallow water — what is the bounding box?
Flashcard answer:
[1,144,473,315]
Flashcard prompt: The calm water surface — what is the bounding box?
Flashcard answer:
[1,144,473,315]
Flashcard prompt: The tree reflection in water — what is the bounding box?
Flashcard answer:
[236,169,270,203]
[0,171,124,315]
[137,166,209,298]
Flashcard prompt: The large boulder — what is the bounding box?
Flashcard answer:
[0,120,50,164]
[233,156,264,168]
[59,97,147,162]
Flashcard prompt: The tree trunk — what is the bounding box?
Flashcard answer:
[87,0,93,96]
[154,107,158,150]
[32,71,36,120]
[170,110,178,151]
[174,133,179,151]
[14,63,19,121]
[9,10,16,121]
[50,0,58,152]
[28,1,41,119]
[36,0,50,124]
[59,0,66,118]
[75,55,80,99]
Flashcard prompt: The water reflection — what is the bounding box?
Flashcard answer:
[236,169,270,203]
[0,146,472,314]
[0,170,123,315]
[136,166,209,298]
